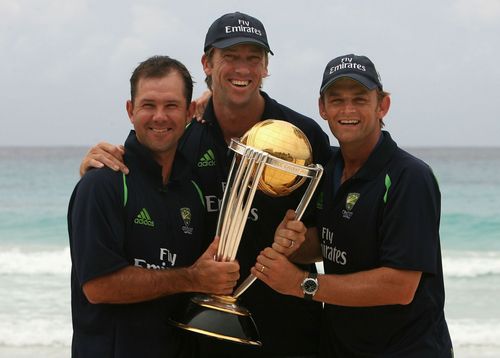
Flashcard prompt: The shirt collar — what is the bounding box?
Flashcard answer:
[336,131,398,182]
[353,131,398,180]
[203,90,275,125]
[124,130,192,187]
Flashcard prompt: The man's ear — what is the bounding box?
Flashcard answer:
[318,97,328,121]
[262,63,269,78]
[378,95,391,120]
[126,100,134,124]
[186,101,196,123]
[201,54,212,76]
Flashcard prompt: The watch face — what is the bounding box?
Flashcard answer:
[303,278,318,293]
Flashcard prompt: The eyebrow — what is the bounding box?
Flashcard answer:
[139,98,182,105]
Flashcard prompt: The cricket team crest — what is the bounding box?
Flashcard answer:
[180,207,193,235]
[346,193,360,211]
[342,192,360,219]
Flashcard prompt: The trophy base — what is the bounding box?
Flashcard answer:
[169,294,261,346]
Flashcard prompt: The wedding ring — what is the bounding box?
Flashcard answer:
[260,265,266,273]
[289,240,295,248]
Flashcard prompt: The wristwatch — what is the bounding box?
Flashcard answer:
[301,272,319,300]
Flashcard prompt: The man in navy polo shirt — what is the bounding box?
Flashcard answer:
[79,12,330,358]
[179,12,330,358]
[68,55,240,358]
[252,54,453,357]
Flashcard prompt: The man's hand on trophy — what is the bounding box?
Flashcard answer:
[251,247,304,298]
[80,142,129,177]
[271,209,306,256]
[188,237,240,295]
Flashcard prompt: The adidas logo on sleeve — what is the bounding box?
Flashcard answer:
[197,149,216,167]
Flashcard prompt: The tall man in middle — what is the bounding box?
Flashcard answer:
[180,12,330,358]
[80,12,331,358]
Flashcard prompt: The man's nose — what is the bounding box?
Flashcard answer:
[153,108,168,120]
[342,101,356,114]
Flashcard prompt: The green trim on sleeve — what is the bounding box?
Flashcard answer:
[191,180,205,207]
[383,174,392,204]
[122,173,128,207]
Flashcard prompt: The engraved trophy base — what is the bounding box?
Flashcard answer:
[169,294,261,346]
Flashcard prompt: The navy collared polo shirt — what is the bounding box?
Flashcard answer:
[316,131,452,357]
[178,91,331,356]
[68,131,205,358]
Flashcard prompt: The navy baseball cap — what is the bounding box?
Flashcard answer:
[204,12,273,55]
[320,54,383,94]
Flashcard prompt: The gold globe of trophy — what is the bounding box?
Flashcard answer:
[170,120,323,346]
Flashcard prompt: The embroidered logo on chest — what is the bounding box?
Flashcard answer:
[342,192,360,219]
[180,207,193,235]
[134,208,155,227]
[197,149,216,167]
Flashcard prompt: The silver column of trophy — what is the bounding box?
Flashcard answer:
[170,119,323,346]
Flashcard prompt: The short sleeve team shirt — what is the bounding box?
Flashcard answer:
[316,131,452,357]
[178,91,331,356]
[68,131,205,358]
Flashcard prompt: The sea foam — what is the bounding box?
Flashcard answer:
[0,247,71,275]
[448,318,500,348]
[0,317,71,347]
[443,251,500,278]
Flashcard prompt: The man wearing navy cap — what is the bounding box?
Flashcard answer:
[178,12,330,358]
[253,54,454,357]
[79,12,330,358]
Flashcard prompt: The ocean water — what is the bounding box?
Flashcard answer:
[0,146,499,357]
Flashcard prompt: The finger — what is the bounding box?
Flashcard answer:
[278,233,295,247]
[250,266,267,282]
[262,247,281,260]
[285,220,306,233]
[79,158,104,177]
[216,286,234,295]
[226,271,240,281]
[220,261,240,276]
[271,242,287,254]
[88,158,104,169]
[256,254,274,269]
[204,237,220,258]
[92,143,128,173]
[194,114,206,123]
[273,237,290,251]
[286,209,297,219]
[87,153,121,172]
[95,142,122,155]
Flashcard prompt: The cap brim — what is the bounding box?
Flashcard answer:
[320,74,379,94]
[210,37,274,55]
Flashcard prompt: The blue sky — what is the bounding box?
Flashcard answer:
[2,0,499,147]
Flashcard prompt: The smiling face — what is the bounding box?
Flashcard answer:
[319,78,390,150]
[126,71,194,161]
[202,44,268,107]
